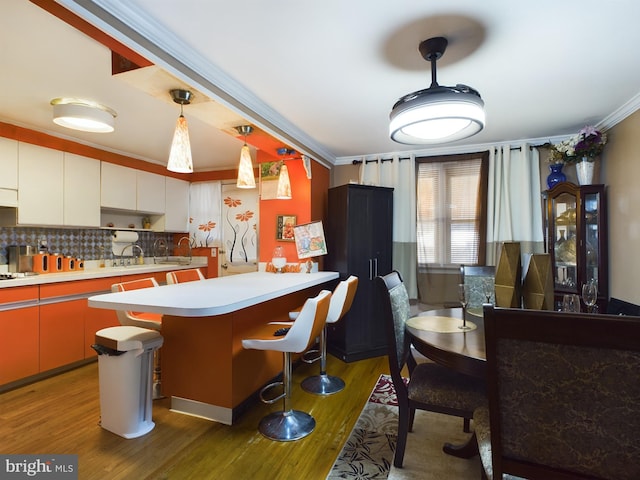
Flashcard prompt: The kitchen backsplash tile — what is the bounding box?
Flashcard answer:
[0,227,172,265]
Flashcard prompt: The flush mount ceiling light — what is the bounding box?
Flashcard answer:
[236,125,256,189]
[50,98,116,133]
[389,36,485,145]
[167,89,193,173]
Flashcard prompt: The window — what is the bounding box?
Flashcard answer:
[416,152,488,266]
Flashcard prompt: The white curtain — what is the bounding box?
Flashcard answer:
[360,155,418,298]
[189,181,222,248]
[486,144,544,264]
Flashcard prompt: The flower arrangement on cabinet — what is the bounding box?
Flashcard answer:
[546,125,607,164]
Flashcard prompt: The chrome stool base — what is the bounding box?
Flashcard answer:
[301,373,345,395]
[258,410,316,441]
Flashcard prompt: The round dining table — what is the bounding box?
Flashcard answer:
[406,307,487,379]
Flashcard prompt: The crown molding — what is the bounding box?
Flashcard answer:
[333,136,570,165]
[334,93,640,165]
[59,0,336,168]
[598,91,640,131]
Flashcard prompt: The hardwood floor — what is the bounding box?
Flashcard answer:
[0,354,389,480]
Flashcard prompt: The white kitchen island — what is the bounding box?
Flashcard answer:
[88,271,338,424]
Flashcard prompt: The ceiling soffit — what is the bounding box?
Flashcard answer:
[57,0,336,168]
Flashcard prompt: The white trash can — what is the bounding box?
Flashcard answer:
[93,326,163,439]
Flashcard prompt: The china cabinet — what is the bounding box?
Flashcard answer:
[543,182,608,311]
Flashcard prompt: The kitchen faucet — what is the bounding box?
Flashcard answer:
[119,243,144,266]
[152,238,169,264]
[177,236,192,264]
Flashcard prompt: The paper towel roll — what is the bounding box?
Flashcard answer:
[112,231,139,243]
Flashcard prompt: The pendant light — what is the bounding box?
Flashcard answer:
[50,98,116,133]
[276,148,293,200]
[167,89,193,173]
[389,36,485,145]
[235,125,256,188]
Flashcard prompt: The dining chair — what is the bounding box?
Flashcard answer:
[375,270,486,468]
[460,264,495,309]
[111,277,163,398]
[476,305,640,480]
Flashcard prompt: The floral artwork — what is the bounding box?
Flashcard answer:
[197,220,216,247]
[223,196,256,263]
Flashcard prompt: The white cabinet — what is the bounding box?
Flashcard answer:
[64,153,100,227]
[15,145,100,227]
[100,162,165,214]
[163,177,189,232]
[18,143,64,225]
[0,138,18,190]
[136,170,165,214]
[100,162,137,211]
[0,137,18,207]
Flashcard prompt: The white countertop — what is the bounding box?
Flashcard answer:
[88,271,339,317]
[0,258,208,289]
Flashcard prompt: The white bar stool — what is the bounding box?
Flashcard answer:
[242,290,331,441]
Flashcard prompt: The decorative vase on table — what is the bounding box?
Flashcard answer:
[575,156,595,185]
[546,163,566,189]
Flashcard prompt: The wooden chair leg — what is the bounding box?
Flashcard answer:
[408,406,416,432]
[394,404,409,468]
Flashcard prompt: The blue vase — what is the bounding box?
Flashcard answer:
[547,163,566,189]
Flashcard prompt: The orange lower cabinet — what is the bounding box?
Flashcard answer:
[39,299,85,372]
[0,306,39,385]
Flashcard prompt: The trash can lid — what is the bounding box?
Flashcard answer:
[95,325,163,352]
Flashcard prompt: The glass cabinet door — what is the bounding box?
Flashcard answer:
[552,191,578,289]
[583,192,601,286]
[544,183,608,311]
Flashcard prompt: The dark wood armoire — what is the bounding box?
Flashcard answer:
[325,184,393,362]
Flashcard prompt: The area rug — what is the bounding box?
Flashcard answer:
[327,374,480,480]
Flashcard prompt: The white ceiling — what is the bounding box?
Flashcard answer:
[3,0,640,172]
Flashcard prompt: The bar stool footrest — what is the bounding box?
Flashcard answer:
[301,374,345,396]
[301,349,321,364]
[258,410,316,441]
[259,381,285,404]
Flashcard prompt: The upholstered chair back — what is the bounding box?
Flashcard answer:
[483,306,640,480]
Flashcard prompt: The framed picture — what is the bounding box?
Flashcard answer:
[293,221,328,259]
[276,215,297,241]
[260,161,283,200]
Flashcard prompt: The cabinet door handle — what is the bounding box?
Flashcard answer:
[369,258,373,280]
[374,258,378,277]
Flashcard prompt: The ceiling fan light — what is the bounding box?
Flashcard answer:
[167,115,193,173]
[390,36,485,145]
[237,144,256,188]
[51,99,115,133]
[276,163,292,199]
[390,87,485,144]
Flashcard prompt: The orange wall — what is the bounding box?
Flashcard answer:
[257,152,311,262]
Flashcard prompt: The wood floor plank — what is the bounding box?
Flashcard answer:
[0,353,389,479]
